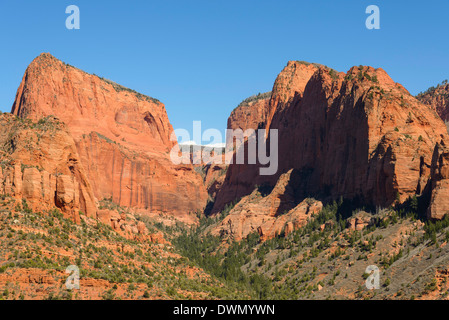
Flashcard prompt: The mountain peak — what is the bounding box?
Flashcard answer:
[10,53,208,217]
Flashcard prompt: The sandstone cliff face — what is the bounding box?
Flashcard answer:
[201,164,227,200]
[209,170,322,241]
[177,144,227,201]
[427,139,449,219]
[417,82,449,122]
[202,93,271,201]
[11,53,208,218]
[298,66,447,206]
[0,113,96,221]
[227,93,271,131]
[214,62,449,216]
[75,132,207,216]
[212,62,321,212]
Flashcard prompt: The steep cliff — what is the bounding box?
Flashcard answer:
[212,62,321,212]
[0,113,96,222]
[427,138,449,219]
[228,92,271,131]
[417,81,449,122]
[214,62,449,215]
[11,53,208,218]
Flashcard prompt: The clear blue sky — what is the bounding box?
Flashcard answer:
[0,0,448,140]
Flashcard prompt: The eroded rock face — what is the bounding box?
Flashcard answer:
[265,61,322,131]
[214,62,449,215]
[228,93,271,132]
[427,139,449,219]
[0,113,96,221]
[417,82,449,122]
[11,53,208,218]
[75,132,206,216]
[209,170,323,241]
[201,164,227,200]
[94,208,165,241]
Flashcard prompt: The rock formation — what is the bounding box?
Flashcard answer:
[212,61,321,212]
[227,92,271,131]
[427,139,449,219]
[265,61,321,131]
[209,170,323,241]
[0,113,96,222]
[11,53,208,219]
[214,62,449,218]
[417,81,449,122]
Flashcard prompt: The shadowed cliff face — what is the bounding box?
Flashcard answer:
[11,53,208,218]
[417,82,449,122]
[214,62,449,215]
[427,139,449,220]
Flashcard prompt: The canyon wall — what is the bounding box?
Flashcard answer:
[11,53,208,218]
[417,82,449,122]
[0,114,96,222]
[214,62,449,218]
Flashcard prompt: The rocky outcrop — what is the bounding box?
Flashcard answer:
[95,207,167,242]
[427,139,449,219]
[209,170,323,241]
[0,113,96,221]
[257,199,323,241]
[228,92,271,131]
[347,211,375,231]
[417,81,449,122]
[214,63,449,217]
[11,53,208,218]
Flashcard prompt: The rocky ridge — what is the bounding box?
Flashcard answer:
[417,80,449,122]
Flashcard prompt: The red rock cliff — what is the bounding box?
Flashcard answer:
[427,138,449,219]
[11,53,208,218]
[214,62,449,214]
[417,81,449,122]
[0,114,96,222]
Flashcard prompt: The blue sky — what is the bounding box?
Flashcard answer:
[0,0,448,142]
